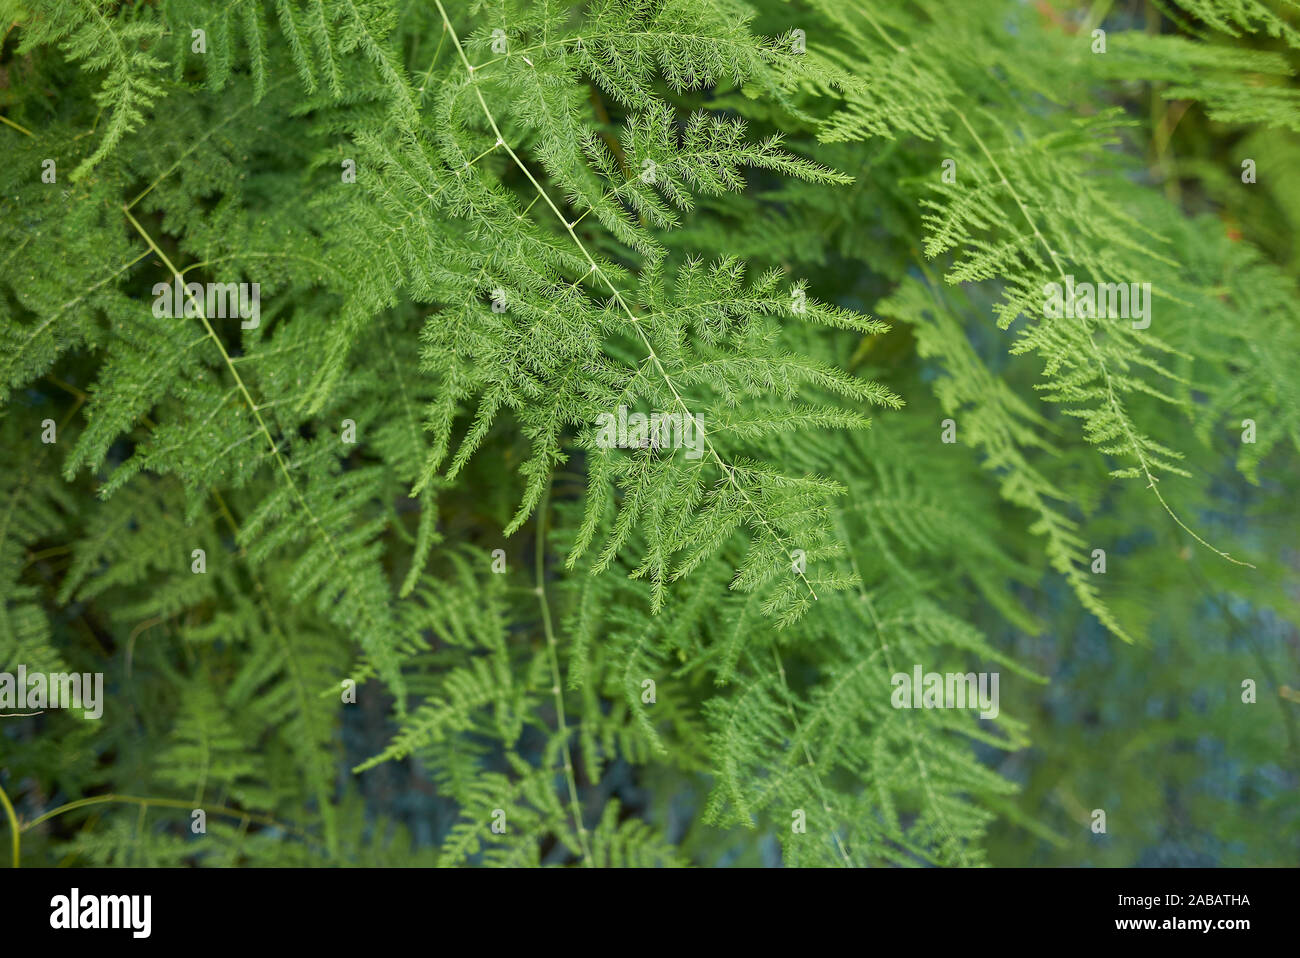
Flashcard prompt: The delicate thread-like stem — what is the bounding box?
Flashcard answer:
[535,481,595,867]
[0,780,20,867]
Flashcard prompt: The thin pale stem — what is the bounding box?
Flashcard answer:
[535,481,594,866]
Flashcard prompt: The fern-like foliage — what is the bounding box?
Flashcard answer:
[1,0,1296,869]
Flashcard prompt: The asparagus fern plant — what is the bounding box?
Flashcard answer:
[1,0,1296,867]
